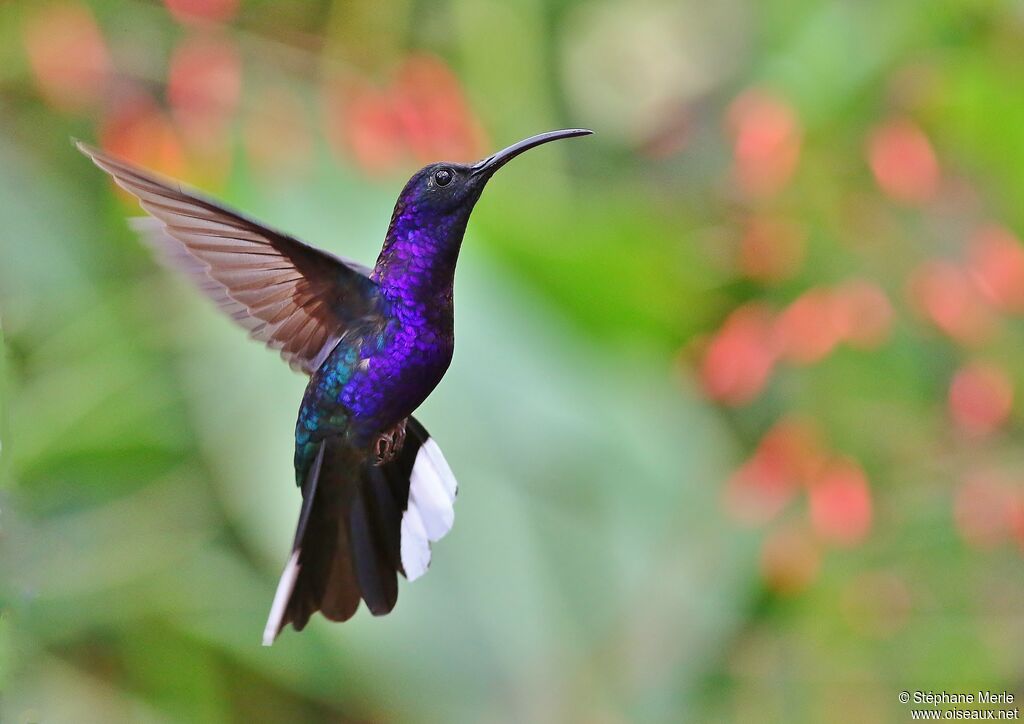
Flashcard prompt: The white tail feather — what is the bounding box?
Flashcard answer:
[401,506,431,581]
[262,550,301,646]
[422,438,458,500]
[400,438,458,580]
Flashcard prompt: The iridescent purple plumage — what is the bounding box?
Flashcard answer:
[78,129,592,644]
[295,168,479,458]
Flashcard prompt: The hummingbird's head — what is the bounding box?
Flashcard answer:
[397,161,486,218]
[376,128,592,290]
[392,128,593,227]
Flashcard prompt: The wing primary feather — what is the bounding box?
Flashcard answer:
[77,140,380,375]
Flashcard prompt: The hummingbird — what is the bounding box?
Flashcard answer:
[77,128,592,645]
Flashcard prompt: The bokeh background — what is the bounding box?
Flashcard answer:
[2,0,1024,721]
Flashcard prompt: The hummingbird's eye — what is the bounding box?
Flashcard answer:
[434,168,453,187]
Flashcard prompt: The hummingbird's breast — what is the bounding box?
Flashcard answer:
[298,225,460,452]
[333,294,454,441]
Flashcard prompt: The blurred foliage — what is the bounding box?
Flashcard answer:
[2,0,1024,722]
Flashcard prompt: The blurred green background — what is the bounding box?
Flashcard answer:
[3,0,1024,721]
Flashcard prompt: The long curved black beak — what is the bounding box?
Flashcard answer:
[471,128,593,178]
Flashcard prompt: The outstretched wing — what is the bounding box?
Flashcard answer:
[77,141,379,374]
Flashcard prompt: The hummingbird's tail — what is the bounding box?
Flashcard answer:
[262,417,457,645]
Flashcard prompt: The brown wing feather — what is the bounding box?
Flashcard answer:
[77,141,378,374]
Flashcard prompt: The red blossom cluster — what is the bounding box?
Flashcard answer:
[724,418,873,593]
[22,3,111,113]
[22,1,237,178]
[21,2,485,184]
[708,89,1023,589]
[704,91,898,407]
[905,224,1024,349]
[905,226,1021,438]
[323,55,488,175]
[700,280,894,405]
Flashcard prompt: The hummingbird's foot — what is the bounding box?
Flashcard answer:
[373,418,408,465]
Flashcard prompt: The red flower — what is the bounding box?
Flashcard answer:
[774,288,843,365]
[968,224,1024,314]
[724,417,826,525]
[868,119,939,205]
[98,91,187,180]
[808,459,873,547]
[168,32,242,150]
[728,89,801,198]
[23,2,111,113]
[701,304,778,405]
[949,362,1013,437]
[324,54,486,175]
[908,260,995,345]
[163,0,239,24]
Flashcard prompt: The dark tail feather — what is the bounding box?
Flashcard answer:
[349,484,398,614]
[262,441,325,643]
[262,425,428,645]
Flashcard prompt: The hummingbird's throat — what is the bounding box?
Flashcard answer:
[371,209,468,309]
